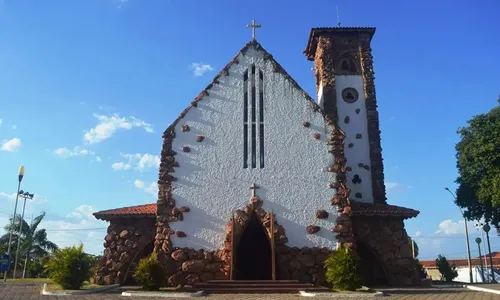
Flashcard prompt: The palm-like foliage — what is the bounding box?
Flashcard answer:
[0,212,58,274]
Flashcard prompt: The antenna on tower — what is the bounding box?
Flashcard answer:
[336,6,341,27]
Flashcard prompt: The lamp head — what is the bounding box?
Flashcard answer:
[18,165,25,182]
[483,224,491,233]
[476,237,482,244]
[18,190,24,195]
[23,191,29,196]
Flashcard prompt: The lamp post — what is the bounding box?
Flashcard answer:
[482,224,497,283]
[476,237,485,282]
[12,191,34,279]
[3,166,25,282]
[445,187,473,283]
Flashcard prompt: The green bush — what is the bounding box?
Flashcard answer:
[324,245,361,291]
[134,252,167,291]
[435,254,458,282]
[44,243,93,290]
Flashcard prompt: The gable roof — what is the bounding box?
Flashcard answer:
[303,27,376,61]
[162,39,326,139]
[93,202,419,221]
[93,203,156,221]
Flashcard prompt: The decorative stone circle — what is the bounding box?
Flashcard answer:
[313,133,321,140]
[182,146,191,153]
[348,143,354,148]
[355,192,362,199]
[355,108,361,114]
[316,210,329,219]
[181,125,190,132]
[344,116,350,124]
[341,88,359,103]
[356,133,362,139]
[303,121,311,128]
[346,166,352,172]
[196,136,205,142]
[306,225,321,234]
[352,174,362,184]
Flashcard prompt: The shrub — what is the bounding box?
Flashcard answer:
[435,254,458,282]
[324,245,361,291]
[134,252,167,291]
[44,243,93,290]
[415,259,428,278]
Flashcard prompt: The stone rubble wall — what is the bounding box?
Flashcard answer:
[353,216,420,286]
[95,218,156,285]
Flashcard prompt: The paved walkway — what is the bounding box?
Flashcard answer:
[2,284,500,299]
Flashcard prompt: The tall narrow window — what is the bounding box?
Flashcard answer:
[259,70,264,168]
[243,65,264,169]
[251,64,256,168]
[243,70,249,168]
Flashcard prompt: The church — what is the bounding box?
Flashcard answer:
[93,22,420,287]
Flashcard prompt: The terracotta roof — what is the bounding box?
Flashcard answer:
[420,258,500,269]
[350,202,419,219]
[94,202,419,221]
[478,252,500,259]
[93,203,156,221]
[304,27,376,61]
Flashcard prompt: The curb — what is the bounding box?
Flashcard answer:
[466,285,500,295]
[121,290,205,297]
[41,283,120,295]
[431,284,465,288]
[299,290,385,297]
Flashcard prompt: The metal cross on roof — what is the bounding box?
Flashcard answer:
[247,20,261,40]
[249,183,260,197]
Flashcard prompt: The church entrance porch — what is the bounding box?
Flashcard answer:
[233,216,272,280]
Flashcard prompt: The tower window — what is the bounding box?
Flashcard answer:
[342,88,359,104]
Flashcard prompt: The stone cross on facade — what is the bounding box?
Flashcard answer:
[246,20,261,40]
[249,183,260,197]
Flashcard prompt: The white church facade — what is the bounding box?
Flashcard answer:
[94,24,420,287]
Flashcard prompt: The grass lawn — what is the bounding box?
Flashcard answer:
[45,281,102,292]
[2,278,52,284]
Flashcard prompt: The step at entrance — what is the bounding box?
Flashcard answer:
[180,280,329,294]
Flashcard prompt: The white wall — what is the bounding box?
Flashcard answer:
[335,76,374,203]
[168,46,338,250]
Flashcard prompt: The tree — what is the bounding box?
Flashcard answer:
[455,96,500,227]
[435,255,458,282]
[0,212,58,276]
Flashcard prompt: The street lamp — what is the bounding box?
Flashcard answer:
[476,237,485,282]
[12,191,34,279]
[445,187,473,283]
[483,224,497,283]
[3,166,25,282]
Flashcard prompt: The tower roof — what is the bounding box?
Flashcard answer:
[304,27,376,61]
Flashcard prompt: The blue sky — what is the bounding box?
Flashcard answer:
[0,0,499,259]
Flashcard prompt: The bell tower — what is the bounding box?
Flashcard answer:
[304,27,386,205]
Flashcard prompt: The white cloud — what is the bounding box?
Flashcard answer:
[0,119,2,127]
[11,124,17,130]
[190,63,214,77]
[134,179,157,196]
[84,114,153,144]
[112,162,131,171]
[1,137,21,152]
[385,181,411,192]
[54,146,101,162]
[113,153,160,172]
[435,219,466,235]
[113,0,128,8]
[415,231,422,237]
[0,192,16,200]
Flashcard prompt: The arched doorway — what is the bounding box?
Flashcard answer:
[123,240,154,285]
[234,215,272,280]
[356,242,388,286]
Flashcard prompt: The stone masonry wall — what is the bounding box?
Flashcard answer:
[95,218,156,285]
[352,216,419,286]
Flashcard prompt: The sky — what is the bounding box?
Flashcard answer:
[0,0,499,260]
